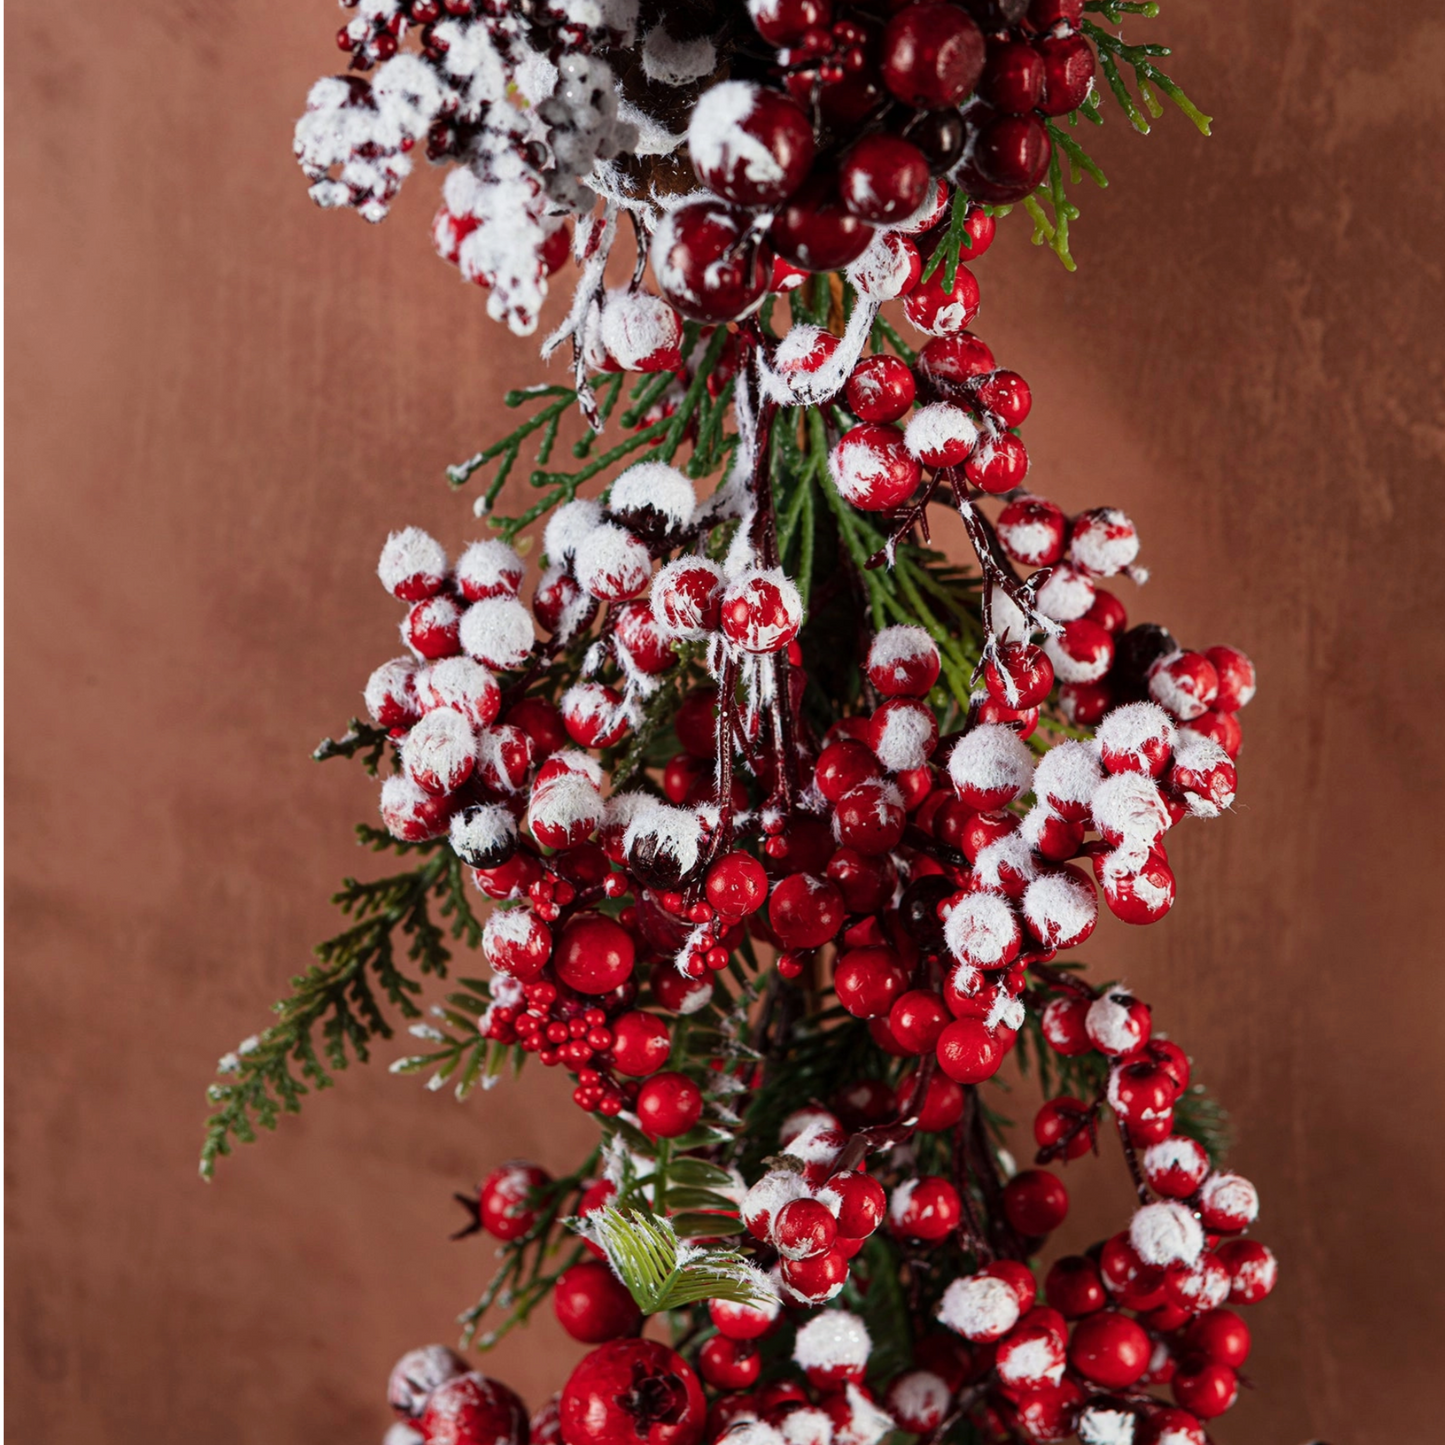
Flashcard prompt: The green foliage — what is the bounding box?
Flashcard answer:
[199,827,480,1178]
[312,718,395,776]
[1022,2,1211,270]
[580,1207,772,1313]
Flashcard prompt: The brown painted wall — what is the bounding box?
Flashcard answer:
[7,3,1443,1442]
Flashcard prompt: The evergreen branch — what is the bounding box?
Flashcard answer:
[917,186,975,291]
[578,1207,771,1314]
[1082,18,1212,137]
[199,833,479,1178]
[313,718,395,776]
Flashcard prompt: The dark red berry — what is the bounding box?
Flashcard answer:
[882,3,986,110]
[840,135,932,223]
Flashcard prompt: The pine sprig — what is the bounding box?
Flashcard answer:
[313,717,395,776]
[579,1207,772,1313]
[199,831,480,1178]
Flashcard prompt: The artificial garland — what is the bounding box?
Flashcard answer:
[205,4,1274,1443]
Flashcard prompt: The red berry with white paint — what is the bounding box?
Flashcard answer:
[830,424,923,511]
[720,569,804,653]
[846,354,916,423]
[687,81,815,208]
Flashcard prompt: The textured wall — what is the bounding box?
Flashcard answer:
[7,3,1443,1442]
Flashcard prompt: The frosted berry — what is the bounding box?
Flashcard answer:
[902,262,981,337]
[555,915,635,995]
[483,906,553,982]
[882,3,986,109]
[815,739,884,802]
[380,527,448,601]
[1101,854,1176,925]
[840,134,932,222]
[480,1162,550,1241]
[1205,645,1256,710]
[388,1345,468,1420]
[653,201,770,324]
[890,1176,961,1240]
[963,431,1029,493]
[868,626,942,697]
[687,82,815,208]
[869,697,938,772]
[997,495,1067,567]
[612,601,674,675]
[918,333,996,394]
[1149,650,1220,721]
[709,1290,781,1341]
[905,401,978,467]
[1197,1171,1259,1233]
[996,1323,1066,1390]
[456,539,524,602]
[780,1246,849,1303]
[553,1261,643,1343]
[420,1373,528,1445]
[558,1339,705,1445]
[834,777,907,854]
[774,1196,838,1260]
[406,594,463,660]
[847,230,923,301]
[885,1371,950,1433]
[827,1171,887,1239]
[1215,1238,1277,1304]
[652,558,727,639]
[460,597,535,671]
[846,354,916,424]
[720,569,804,653]
[984,641,1054,709]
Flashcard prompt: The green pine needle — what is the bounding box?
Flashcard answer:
[577,1207,773,1314]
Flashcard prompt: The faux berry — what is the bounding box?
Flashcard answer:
[770,177,874,271]
[997,494,1067,567]
[1171,1359,1238,1419]
[388,1345,468,1420]
[1205,645,1256,710]
[846,354,916,423]
[1036,32,1096,115]
[553,1261,643,1343]
[1045,1255,1106,1317]
[479,1162,550,1241]
[1215,1238,1277,1304]
[697,1334,761,1391]
[888,989,951,1053]
[421,1374,528,1445]
[1002,1169,1068,1235]
[774,1196,838,1259]
[608,1010,672,1076]
[1033,1096,1094,1160]
[653,201,771,324]
[890,1176,961,1240]
[979,39,1044,113]
[902,262,981,337]
[708,1290,781,1341]
[720,569,804,653]
[635,1071,703,1139]
[834,945,910,1018]
[827,1170,888,1239]
[882,3,986,109]
[555,915,636,995]
[984,641,1054,709]
[558,1340,705,1445]
[829,423,922,511]
[963,430,1029,493]
[840,135,932,222]
[935,1016,1009,1082]
[379,527,448,602]
[834,777,907,854]
[1149,650,1220,720]
[960,111,1052,204]
[1068,1311,1151,1389]
[688,82,815,207]
[780,1246,849,1303]
[885,1371,951,1433]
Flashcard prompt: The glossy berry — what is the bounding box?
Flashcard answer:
[1045,1255,1107,1317]
[882,3,986,109]
[1002,1169,1069,1235]
[903,262,981,337]
[936,1017,1010,1083]
[840,135,932,222]
[1036,33,1096,116]
[963,431,1029,493]
[553,1261,643,1343]
[653,201,770,324]
[421,1374,529,1445]
[979,40,1045,113]
[635,1071,703,1139]
[697,1334,761,1391]
[479,1162,550,1241]
[984,642,1054,709]
[888,989,951,1053]
[720,570,804,653]
[1033,1096,1094,1160]
[1068,1311,1151,1389]
[558,1340,705,1445]
[891,1176,961,1240]
[846,354,916,423]
[770,177,874,271]
[608,1010,672,1077]
[688,82,815,207]
[834,945,910,1019]
[780,1246,850,1303]
[1171,1359,1239,1419]
[774,1196,838,1259]
[555,916,635,995]
[828,1171,888,1238]
[769,873,846,949]
[709,1291,781,1341]
[705,852,769,919]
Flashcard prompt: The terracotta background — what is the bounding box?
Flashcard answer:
[7,1,1443,1441]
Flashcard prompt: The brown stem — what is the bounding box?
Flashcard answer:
[1115,1113,1152,1205]
[1028,961,1100,1001]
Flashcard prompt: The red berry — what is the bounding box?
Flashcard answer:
[697,1334,761,1390]
[1068,1311,1151,1389]
[888,989,950,1053]
[1036,32,1095,115]
[840,134,932,222]
[705,852,769,919]
[984,641,1054,709]
[826,847,897,913]
[898,1066,966,1131]
[890,1176,961,1240]
[882,3,986,109]
[963,430,1029,493]
[979,39,1045,113]
[749,0,833,47]
[1142,1135,1210,1198]
[421,1374,528,1445]
[1184,1308,1251,1369]
[827,1171,887,1239]
[708,1292,781,1341]
[829,423,921,511]
[815,738,884,802]
[834,777,907,855]
[1045,1255,1106,1317]
[768,873,846,949]
[553,1261,643,1343]
[773,1196,838,1259]
[556,915,636,995]
[559,1340,705,1445]
[406,594,463,659]
[388,1345,468,1420]
[480,1162,550,1241]
[608,1010,672,1077]
[869,697,938,772]
[1040,994,1092,1055]
[885,1370,951,1433]
[917,333,995,394]
[635,1071,703,1139]
[770,176,874,271]
[779,1245,849,1303]
[613,601,674,674]
[1149,650,1220,721]
[379,527,447,601]
[687,82,815,207]
[935,1016,1009,1083]
[1171,1359,1239,1419]
[653,201,771,324]
[960,111,1052,204]
[720,569,804,653]
[846,354,916,423]
[867,625,942,697]
[975,368,1032,427]
[1085,989,1152,1055]
[1033,1096,1094,1160]
[1197,1171,1259,1233]
[1002,1169,1068,1235]
[833,945,910,1018]
[902,262,981,337]
[1100,854,1176,925]
[1204,645,1256,711]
